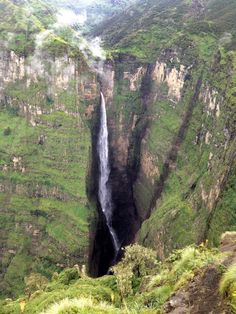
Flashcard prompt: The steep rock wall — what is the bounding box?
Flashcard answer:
[104,49,235,261]
[0,49,99,296]
[136,51,236,258]
[103,59,145,247]
[94,54,190,257]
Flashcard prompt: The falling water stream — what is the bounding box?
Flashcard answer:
[97,92,120,256]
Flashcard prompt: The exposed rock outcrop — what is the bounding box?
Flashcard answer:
[164,232,236,314]
[0,48,99,296]
[0,50,98,125]
[152,61,186,102]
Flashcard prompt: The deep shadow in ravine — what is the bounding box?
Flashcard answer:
[88,85,143,276]
[88,62,162,276]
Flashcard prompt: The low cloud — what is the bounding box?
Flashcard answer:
[79,37,106,60]
[56,8,87,27]
[33,5,106,73]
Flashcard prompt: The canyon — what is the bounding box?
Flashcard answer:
[0,0,235,303]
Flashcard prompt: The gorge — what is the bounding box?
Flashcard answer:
[89,81,141,276]
[0,0,236,312]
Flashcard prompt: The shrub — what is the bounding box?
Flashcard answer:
[56,268,81,285]
[24,273,48,297]
[112,262,133,299]
[219,263,236,311]
[3,127,11,136]
[112,244,158,299]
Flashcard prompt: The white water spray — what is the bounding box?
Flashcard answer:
[98,92,120,254]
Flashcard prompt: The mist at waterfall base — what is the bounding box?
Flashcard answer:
[97,92,120,259]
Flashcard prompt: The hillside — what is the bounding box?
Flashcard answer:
[95,0,236,60]
[1,232,236,313]
[91,0,236,260]
[0,0,235,310]
[0,0,99,297]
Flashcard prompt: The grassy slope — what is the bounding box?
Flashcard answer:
[0,89,93,298]
[1,240,235,314]
[0,0,97,298]
[97,0,236,60]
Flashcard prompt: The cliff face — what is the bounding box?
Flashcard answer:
[1,0,236,298]
[136,53,236,258]
[93,45,235,266]
[0,48,99,296]
[96,0,236,261]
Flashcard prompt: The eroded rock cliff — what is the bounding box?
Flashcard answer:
[0,46,99,296]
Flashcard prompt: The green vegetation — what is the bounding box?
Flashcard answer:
[0,0,96,296]
[138,60,236,253]
[0,0,54,55]
[0,0,87,59]
[0,0,235,309]
[112,244,158,299]
[0,243,229,314]
[0,104,92,297]
[40,298,120,314]
[97,0,236,62]
[220,263,236,312]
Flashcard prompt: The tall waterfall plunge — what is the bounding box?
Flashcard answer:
[98,92,120,255]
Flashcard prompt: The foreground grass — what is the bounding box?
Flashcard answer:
[1,240,235,314]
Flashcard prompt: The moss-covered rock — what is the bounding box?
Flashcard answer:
[0,0,100,298]
[95,0,236,260]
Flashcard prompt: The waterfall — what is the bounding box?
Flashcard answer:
[98,92,120,254]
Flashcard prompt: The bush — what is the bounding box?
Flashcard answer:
[3,127,11,136]
[148,245,219,292]
[219,263,236,311]
[56,268,81,285]
[24,273,48,297]
[112,244,158,299]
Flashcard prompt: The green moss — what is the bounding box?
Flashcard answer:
[147,100,183,158]
[190,34,217,62]
[0,77,92,296]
